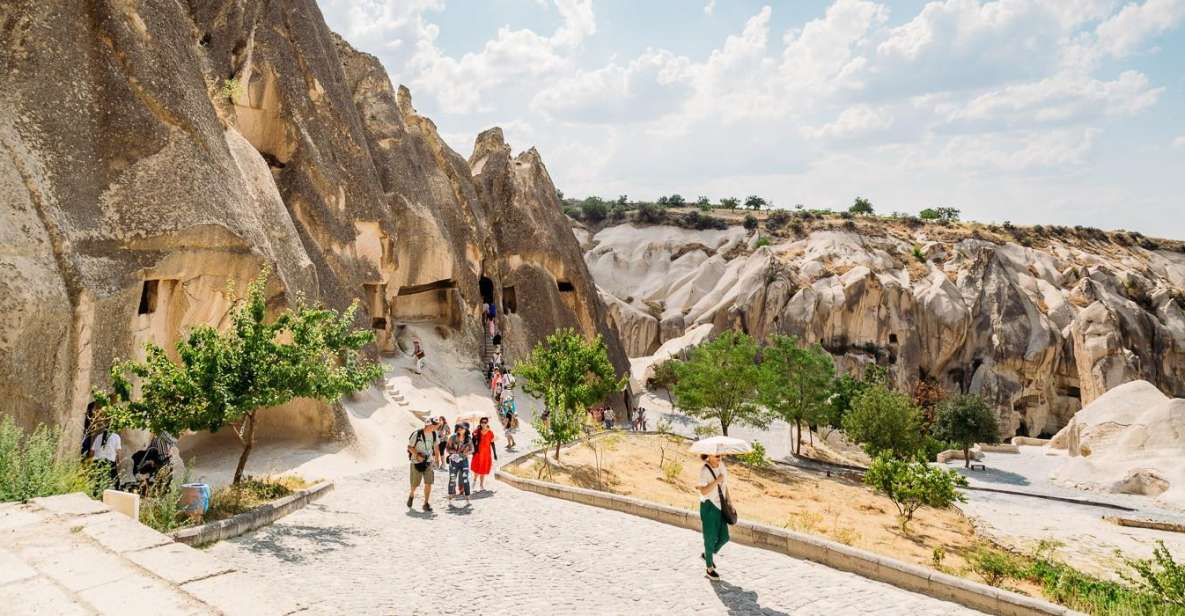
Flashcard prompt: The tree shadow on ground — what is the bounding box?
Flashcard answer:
[951,466,1030,486]
[237,523,361,564]
[709,579,790,616]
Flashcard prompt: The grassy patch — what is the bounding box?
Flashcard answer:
[205,475,309,522]
[0,416,110,502]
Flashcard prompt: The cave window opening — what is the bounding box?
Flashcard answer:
[889,333,898,344]
[502,286,517,314]
[138,280,160,315]
[1016,420,1030,438]
[557,280,575,292]
[371,317,388,330]
[199,33,211,47]
[479,276,495,305]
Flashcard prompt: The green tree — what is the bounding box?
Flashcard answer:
[96,268,382,483]
[919,208,940,220]
[672,331,765,436]
[516,329,625,460]
[823,365,886,434]
[864,453,967,531]
[841,384,922,459]
[721,197,740,209]
[849,196,874,215]
[667,194,687,207]
[580,196,608,222]
[695,195,711,210]
[744,195,767,210]
[648,358,680,405]
[933,394,999,468]
[742,214,758,231]
[758,335,835,455]
[617,194,629,205]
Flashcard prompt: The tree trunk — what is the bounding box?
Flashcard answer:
[963,445,970,468]
[555,441,562,461]
[233,413,257,484]
[720,419,729,437]
[795,418,803,455]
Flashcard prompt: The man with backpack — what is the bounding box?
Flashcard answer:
[407,419,440,512]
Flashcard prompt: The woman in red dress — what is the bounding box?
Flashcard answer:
[470,417,497,491]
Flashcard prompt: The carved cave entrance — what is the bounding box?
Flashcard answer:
[392,279,458,326]
[479,276,495,306]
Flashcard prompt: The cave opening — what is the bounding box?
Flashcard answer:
[479,276,495,305]
[1016,420,1030,438]
[502,286,517,314]
[557,280,575,292]
[392,279,458,324]
[371,317,387,330]
[138,280,160,315]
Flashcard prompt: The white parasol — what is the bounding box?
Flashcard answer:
[688,436,753,455]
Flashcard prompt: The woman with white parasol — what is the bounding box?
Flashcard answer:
[690,436,749,579]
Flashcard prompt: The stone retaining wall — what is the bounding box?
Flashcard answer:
[170,481,334,547]
[498,437,1079,616]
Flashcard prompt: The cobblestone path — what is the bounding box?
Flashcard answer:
[209,464,987,615]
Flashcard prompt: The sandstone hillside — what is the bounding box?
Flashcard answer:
[578,211,1185,439]
[0,0,626,446]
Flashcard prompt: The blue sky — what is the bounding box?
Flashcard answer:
[318,1,1185,239]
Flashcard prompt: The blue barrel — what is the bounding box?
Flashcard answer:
[180,483,211,515]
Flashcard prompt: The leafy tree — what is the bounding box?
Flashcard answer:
[97,268,382,483]
[667,194,686,207]
[919,207,960,222]
[657,196,669,206]
[933,394,999,468]
[744,195,767,210]
[758,335,835,455]
[849,196,874,215]
[672,331,766,436]
[841,384,922,459]
[580,196,608,222]
[742,214,758,231]
[721,197,740,210]
[636,202,668,224]
[617,194,629,205]
[695,195,711,210]
[823,365,886,433]
[516,329,625,460]
[864,453,967,531]
[648,358,680,405]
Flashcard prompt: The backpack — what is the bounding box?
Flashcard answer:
[408,430,426,460]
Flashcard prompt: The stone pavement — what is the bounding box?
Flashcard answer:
[0,493,305,615]
[208,464,989,615]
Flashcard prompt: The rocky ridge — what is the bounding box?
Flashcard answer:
[0,0,625,446]
[579,218,1185,438]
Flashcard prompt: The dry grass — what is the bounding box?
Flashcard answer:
[509,434,984,577]
[205,475,310,522]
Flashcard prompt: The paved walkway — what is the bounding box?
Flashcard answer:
[208,463,986,615]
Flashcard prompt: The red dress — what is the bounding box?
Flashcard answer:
[471,428,495,476]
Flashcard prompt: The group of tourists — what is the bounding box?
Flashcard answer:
[406,414,498,512]
[81,404,179,496]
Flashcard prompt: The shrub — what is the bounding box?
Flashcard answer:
[744,195,767,210]
[766,210,792,230]
[678,210,727,230]
[696,196,711,210]
[1122,541,1185,608]
[220,78,240,100]
[932,546,946,568]
[693,423,723,439]
[743,214,758,230]
[786,510,823,533]
[863,454,967,531]
[0,416,104,502]
[661,459,683,483]
[139,467,188,533]
[635,202,668,224]
[667,194,686,207]
[206,476,305,521]
[842,385,924,459]
[580,197,608,222]
[972,546,1022,587]
[736,441,770,468]
[607,204,627,222]
[754,236,771,248]
[721,197,740,209]
[911,244,925,262]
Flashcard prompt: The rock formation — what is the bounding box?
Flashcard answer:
[0,0,626,447]
[581,220,1185,438]
[1049,380,1185,507]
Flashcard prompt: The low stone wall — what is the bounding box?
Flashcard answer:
[980,443,1021,454]
[497,440,1078,616]
[1011,436,1051,447]
[170,481,334,547]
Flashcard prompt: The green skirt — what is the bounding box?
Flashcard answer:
[699,499,730,568]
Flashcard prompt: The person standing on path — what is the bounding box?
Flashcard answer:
[434,417,450,470]
[87,418,123,488]
[413,339,426,375]
[603,406,615,430]
[697,453,731,579]
[446,423,474,507]
[469,417,497,492]
[407,420,440,512]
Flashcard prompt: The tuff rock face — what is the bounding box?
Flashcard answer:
[0,0,626,445]
[581,222,1185,438]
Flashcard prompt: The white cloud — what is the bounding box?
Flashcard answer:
[704,0,716,16]
[1096,0,1185,57]
[943,70,1162,125]
[1174,136,1185,149]
[804,105,894,139]
[930,128,1100,172]
[530,50,694,123]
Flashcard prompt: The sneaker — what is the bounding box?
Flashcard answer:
[406,495,414,508]
[423,503,433,513]
[705,568,720,579]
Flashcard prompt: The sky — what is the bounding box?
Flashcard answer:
[317,0,1185,239]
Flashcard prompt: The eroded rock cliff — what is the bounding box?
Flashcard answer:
[582,218,1185,438]
[0,0,626,445]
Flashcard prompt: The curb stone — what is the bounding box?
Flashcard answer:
[169,481,334,547]
[497,436,1080,616]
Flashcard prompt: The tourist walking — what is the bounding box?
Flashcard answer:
[407,419,440,512]
[501,392,518,450]
[697,454,731,579]
[603,406,615,430]
[434,417,450,470]
[413,339,426,375]
[470,417,497,492]
[446,423,474,507]
[87,419,123,488]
